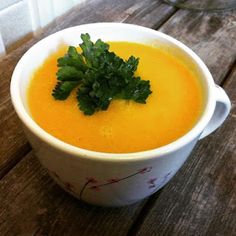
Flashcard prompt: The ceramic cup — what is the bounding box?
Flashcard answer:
[11,23,231,207]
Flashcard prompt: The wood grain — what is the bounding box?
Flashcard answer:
[0,0,176,178]
[159,9,236,84]
[134,54,236,236]
[0,152,146,236]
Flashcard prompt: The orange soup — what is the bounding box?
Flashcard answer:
[27,42,203,153]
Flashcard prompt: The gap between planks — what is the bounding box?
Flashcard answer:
[220,58,236,86]
[0,143,31,180]
[127,190,163,236]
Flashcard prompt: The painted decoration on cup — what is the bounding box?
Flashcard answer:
[47,167,173,201]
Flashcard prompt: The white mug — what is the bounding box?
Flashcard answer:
[11,23,231,207]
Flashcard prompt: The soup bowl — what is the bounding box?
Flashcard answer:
[10,23,231,206]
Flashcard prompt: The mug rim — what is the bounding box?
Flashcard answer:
[10,22,216,162]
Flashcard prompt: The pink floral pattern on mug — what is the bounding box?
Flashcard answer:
[47,167,173,201]
[79,167,153,199]
[148,178,157,189]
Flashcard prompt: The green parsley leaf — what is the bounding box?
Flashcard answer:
[52,81,79,100]
[52,33,152,115]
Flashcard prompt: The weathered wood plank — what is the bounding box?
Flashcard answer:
[0,152,146,236]
[0,101,31,179]
[123,1,176,28]
[159,9,236,84]
[135,65,236,236]
[0,0,176,178]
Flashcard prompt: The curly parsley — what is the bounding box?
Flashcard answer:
[52,33,152,115]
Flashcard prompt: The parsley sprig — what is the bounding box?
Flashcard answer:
[52,33,152,115]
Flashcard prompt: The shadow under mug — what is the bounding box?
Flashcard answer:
[10,23,231,206]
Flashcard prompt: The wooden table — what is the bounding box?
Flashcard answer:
[0,0,236,235]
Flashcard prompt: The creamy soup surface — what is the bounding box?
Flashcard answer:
[27,42,203,153]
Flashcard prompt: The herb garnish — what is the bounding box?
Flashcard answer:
[52,33,152,115]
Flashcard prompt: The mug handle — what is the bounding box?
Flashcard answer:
[199,84,231,139]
